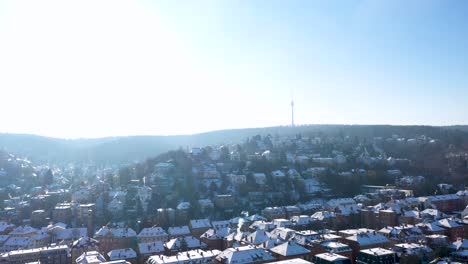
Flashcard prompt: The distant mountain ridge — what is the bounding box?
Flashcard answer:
[1,125,468,164]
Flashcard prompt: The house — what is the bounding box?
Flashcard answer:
[0,244,70,264]
[198,199,215,215]
[167,226,190,239]
[214,195,235,209]
[461,206,468,219]
[272,219,293,229]
[262,207,286,221]
[393,243,433,264]
[2,237,33,251]
[8,225,39,238]
[269,227,295,241]
[320,241,353,260]
[268,259,312,264]
[312,253,351,264]
[249,221,276,232]
[75,251,107,264]
[344,232,390,261]
[449,238,468,263]
[165,236,207,254]
[311,211,336,223]
[52,203,73,225]
[225,230,251,248]
[417,222,446,236]
[137,227,168,243]
[0,222,15,235]
[94,226,137,254]
[437,218,465,241]
[338,228,375,238]
[50,227,87,244]
[284,206,301,218]
[0,235,9,249]
[356,248,396,264]
[269,241,311,261]
[215,245,275,264]
[293,230,320,247]
[176,202,191,225]
[200,227,233,250]
[377,225,424,243]
[244,229,270,246]
[71,236,99,263]
[107,248,137,264]
[425,234,449,248]
[425,194,463,214]
[326,198,356,211]
[137,241,164,263]
[190,219,212,237]
[146,249,221,264]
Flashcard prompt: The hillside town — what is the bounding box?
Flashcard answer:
[0,131,467,264]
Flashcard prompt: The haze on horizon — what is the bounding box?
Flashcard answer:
[1,0,467,139]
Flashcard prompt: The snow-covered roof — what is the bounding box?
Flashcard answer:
[167,226,190,236]
[72,236,99,248]
[76,251,106,264]
[190,219,211,229]
[0,222,14,232]
[290,215,312,225]
[138,241,165,254]
[54,228,87,241]
[336,204,361,215]
[360,247,395,256]
[244,229,270,245]
[3,236,32,247]
[311,211,336,221]
[94,227,136,238]
[138,227,168,238]
[450,239,468,251]
[320,241,352,253]
[2,245,69,258]
[437,218,462,229]
[107,248,136,260]
[8,225,38,236]
[345,233,389,246]
[249,221,275,231]
[216,245,274,264]
[427,194,459,202]
[421,209,446,219]
[165,236,206,250]
[394,243,433,255]
[201,227,233,240]
[339,228,375,236]
[269,227,295,241]
[177,202,191,210]
[270,241,310,256]
[314,253,349,261]
[417,222,445,232]
[211,220,230,229]
[326,198,356,208]
[147,249,221,264]
[268,259,312,264]
[32,232,50,241]
[0,235,9,243]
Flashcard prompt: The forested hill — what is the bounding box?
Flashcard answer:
[1,125,467,164]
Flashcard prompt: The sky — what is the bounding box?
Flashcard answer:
[0,0,467,138]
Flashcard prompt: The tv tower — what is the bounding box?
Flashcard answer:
[291,100,295,127]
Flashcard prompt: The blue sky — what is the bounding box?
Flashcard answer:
[0,0,467,138]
